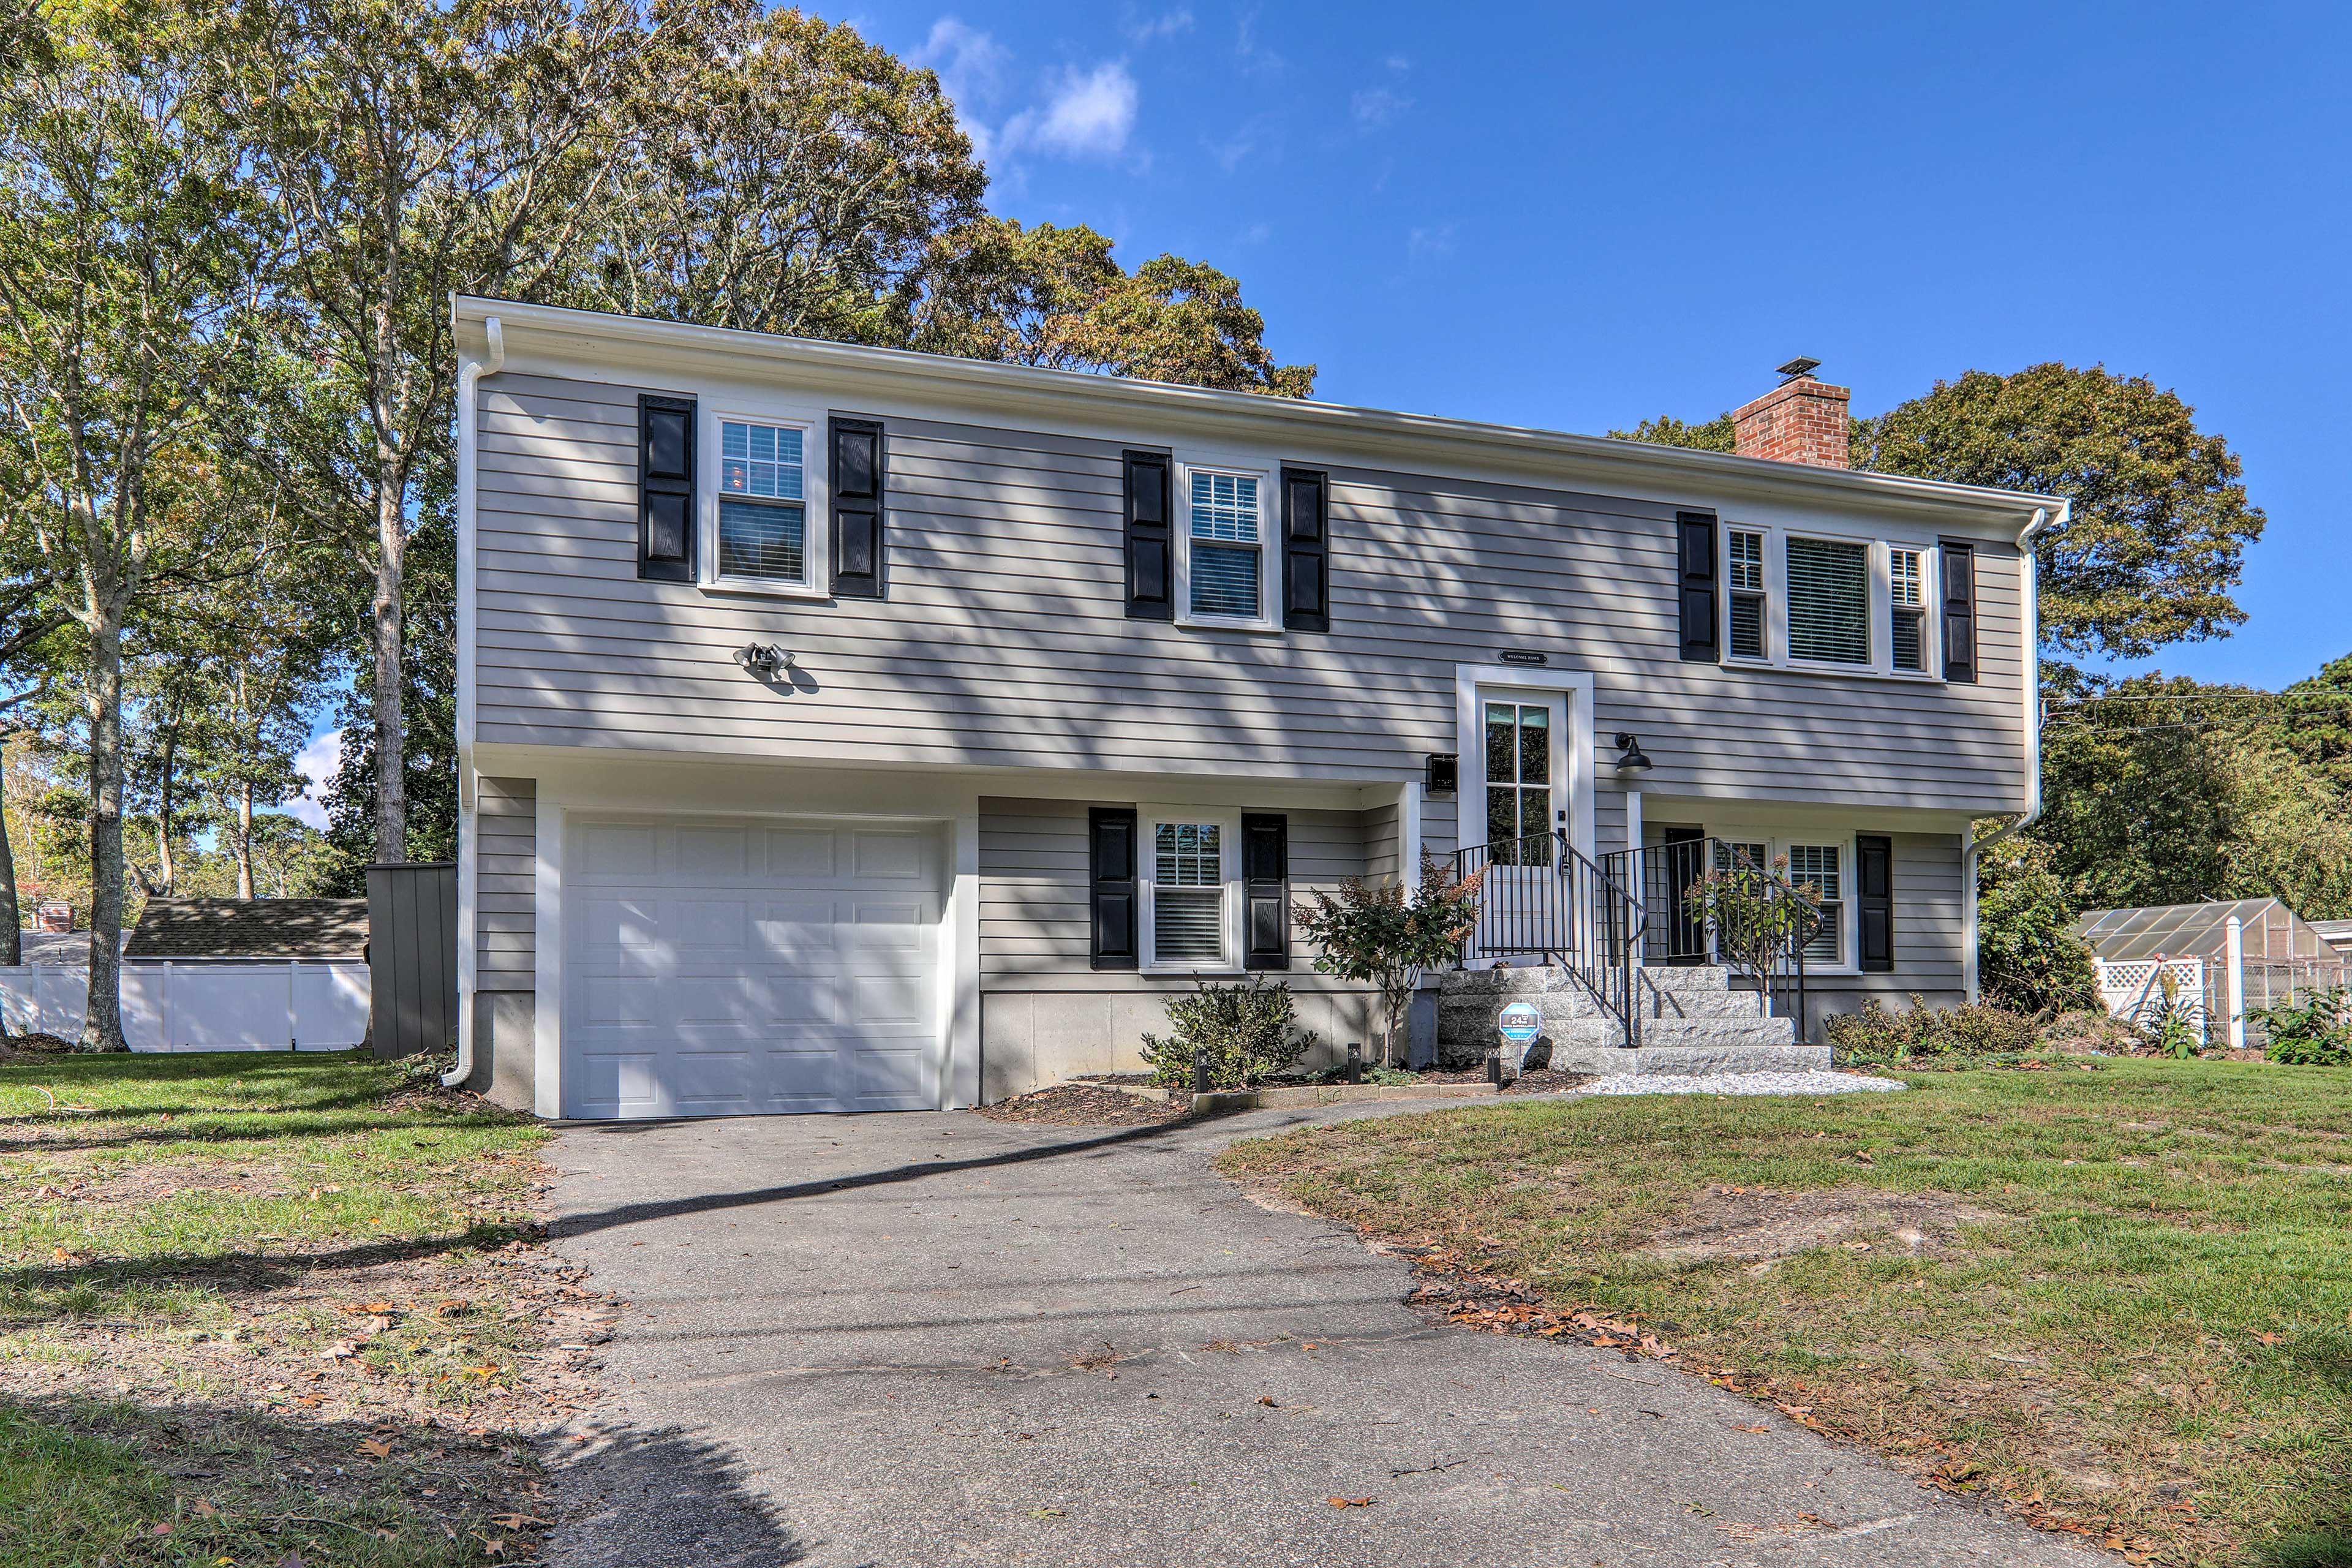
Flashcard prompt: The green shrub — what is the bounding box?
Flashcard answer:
[1823,995,2041,1068]
[1140,976,1317,1090]
[2257,986,2352,1066]
[2127,971,2206,1060]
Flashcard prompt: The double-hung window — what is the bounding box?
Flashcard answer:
[1890,548,1927,672]
[715,418,810,589]
[1182,466,1272,625]
[1786,843,1845,965]
[1148,820,1231,968]
[1727,529,1766,660]
[1785,537,1870,665]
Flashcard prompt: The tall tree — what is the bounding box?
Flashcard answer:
[0,4,270,1047]
[217,0,644,865]
[1613,364,2265,662]
[906,219,1315,395]
[593,3,984,341]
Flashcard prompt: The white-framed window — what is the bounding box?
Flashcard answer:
[1142,812,1239,970]
[1785,535,1870,665]
[1175,461,1277,628]
[1727,529,1767,661]
[1785,843,1845,966]
[706,410,824,595]
[1709,832,1855,971]
[1890,548,1927,672]
[1721,527,1945,681]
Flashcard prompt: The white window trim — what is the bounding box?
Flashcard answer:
[701,402,829,598]
[1721,524,1944,684]
[1707,827,1861,976]
[1139,805,1243,974]
[1172,456,1281,632]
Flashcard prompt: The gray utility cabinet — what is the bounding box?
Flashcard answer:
[367,861,457,1059]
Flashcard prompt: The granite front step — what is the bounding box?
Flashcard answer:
[1546,1042,1832,1077]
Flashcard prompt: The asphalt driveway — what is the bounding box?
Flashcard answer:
[543,1102,2100,1567]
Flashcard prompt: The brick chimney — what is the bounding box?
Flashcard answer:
[1732,358,1851,469]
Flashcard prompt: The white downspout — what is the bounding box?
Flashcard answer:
[445,314,503,1088]
[1964,502,2061,1001]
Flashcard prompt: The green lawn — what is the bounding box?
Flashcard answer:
[0,1051,562,1567]
[1219,1060,2352,1568]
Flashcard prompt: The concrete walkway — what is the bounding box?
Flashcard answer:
[544,1102,2100,1567]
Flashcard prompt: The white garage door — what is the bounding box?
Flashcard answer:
[562,815,943,1118]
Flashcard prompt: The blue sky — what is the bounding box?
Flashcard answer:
[846,0,2348,692]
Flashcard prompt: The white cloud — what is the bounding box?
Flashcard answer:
[1001,61,1139,160]
[1123,6,1194,43]
[1235,221,1272,246]
[1351,85,1411,130]
[1234,8,1283,74]
[912,17,1011,160]
[1407,223,1457,265]
[280,728,341,831]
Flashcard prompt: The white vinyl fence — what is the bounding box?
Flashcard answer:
[2093,957,2209,1046]
[0,962,370,1052]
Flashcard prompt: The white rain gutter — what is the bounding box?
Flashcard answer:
[1962,501,2062,1000]
[445,315,502,1088]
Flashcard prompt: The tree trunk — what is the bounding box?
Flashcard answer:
[373,464,406,865]
[81,605,128,1051]
[235,779,255,900]
[154,708,178,895]
[0,734,19,1020]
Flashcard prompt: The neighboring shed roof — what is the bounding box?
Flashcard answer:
[2312,919,2352,953]
[2072,898,2333,963]
[124,899,369,960]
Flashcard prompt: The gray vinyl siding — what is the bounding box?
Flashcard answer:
[473,372,2029,819]
[475,777,536,993]
[1363,799,1403,884]
[1803,831,1968,1033]
[978,796,1367,988]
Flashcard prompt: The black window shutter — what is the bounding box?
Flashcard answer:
[829,416,886,598]
[1089,808,1139,971]
[1941,541,1977,683]
[636,394,696,582]
[1281,467,1329,632]
[1857,834,1894,973]
[1242,813,1291,971]
[1123,450,1173,620]
[1676,510,1719,662]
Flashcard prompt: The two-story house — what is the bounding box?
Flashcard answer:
[448,297,2053,1120]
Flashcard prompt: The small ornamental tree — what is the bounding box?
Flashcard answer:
[1293,853,1483,1067]
[1682,851,1822,984]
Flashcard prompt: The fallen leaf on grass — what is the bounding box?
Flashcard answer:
[489,1514,549,1529]
[2253,1331,2285,1345]
[193,1499,219,1517]
[153,1521,174,1536]
[319,1341,357,1360]
[358,1438,393,1459]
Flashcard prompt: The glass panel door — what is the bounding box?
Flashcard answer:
[1483,701,1553,867]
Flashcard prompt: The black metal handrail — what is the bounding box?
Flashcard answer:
[1453,828,1648,1048]
[1599,837,1822,1029]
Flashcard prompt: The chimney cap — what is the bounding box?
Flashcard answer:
[1776,356,1823,383]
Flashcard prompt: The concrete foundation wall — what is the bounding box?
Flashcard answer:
[472,991,537,1111]
[982,986,1379,1102]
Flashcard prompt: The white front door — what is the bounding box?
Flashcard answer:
[560,815,944,1119]
[1472,692,1569,961]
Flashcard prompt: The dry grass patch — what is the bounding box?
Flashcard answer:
[1219,1060,2352,1567]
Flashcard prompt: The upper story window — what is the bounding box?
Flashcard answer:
[1785,536,1870,665]
[716,418,810,588]
[1727,529,1766,660]
[1716,526,1947,681]
[1186,469,1264,620]
[1890,548,1926,671]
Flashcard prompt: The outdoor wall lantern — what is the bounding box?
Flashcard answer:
[1613,731,1654,772]
[1425,752,1459,797]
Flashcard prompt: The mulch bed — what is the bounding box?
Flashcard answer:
[972,1082,1191,1126]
